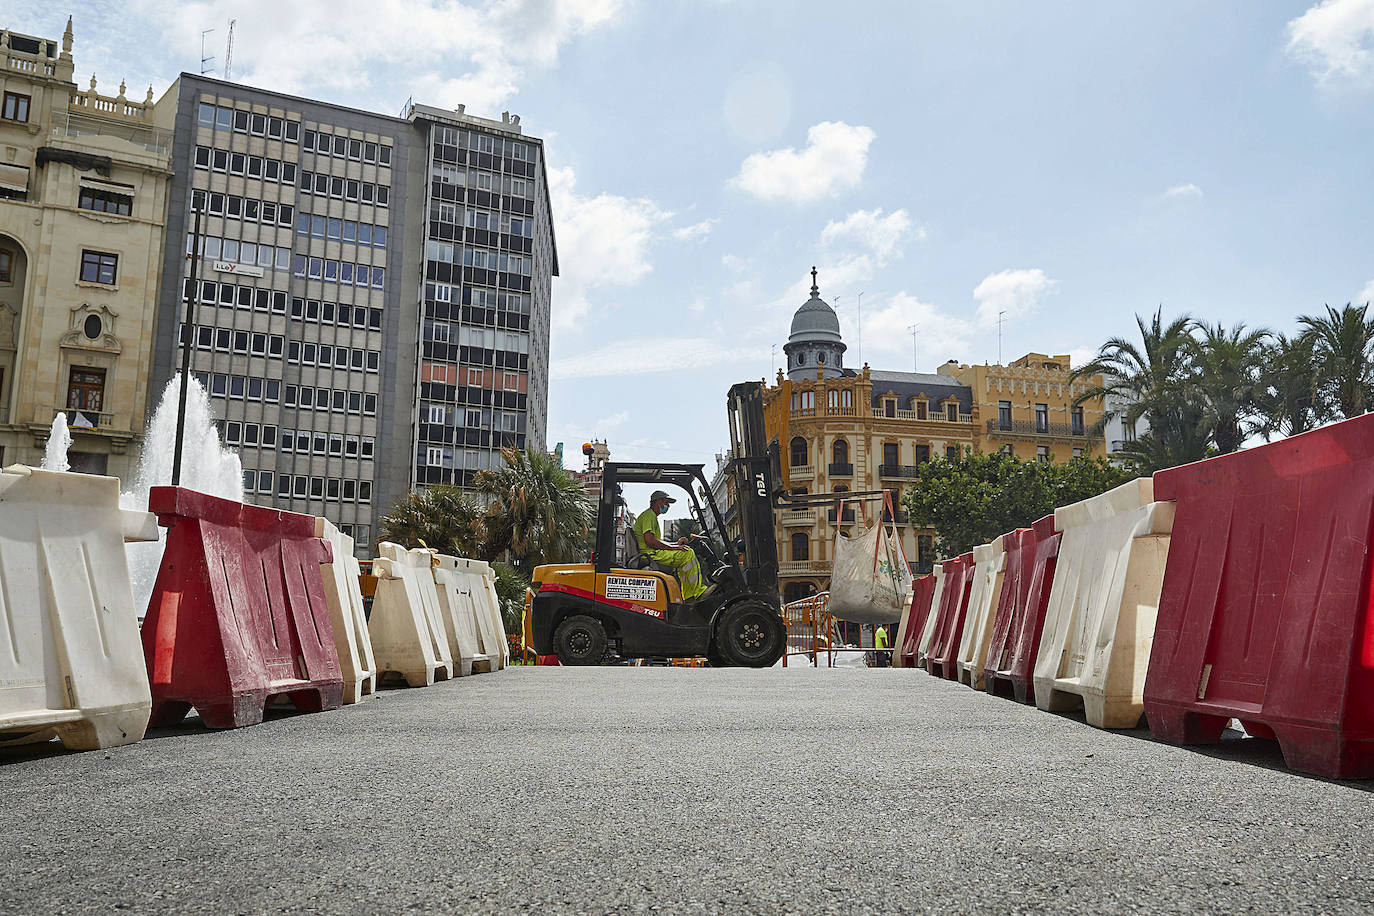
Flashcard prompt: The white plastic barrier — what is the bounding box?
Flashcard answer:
[893,586,916,669]
[431,555,493,676]
[368,542,453,687]
[0,466,157,750]
[450,557,508,670]
[314,517,377,703]
[1033,478,1174,728]
[956,538,1007,689]
[914,562,948,668]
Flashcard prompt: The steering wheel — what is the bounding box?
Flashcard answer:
[688,534,725,581]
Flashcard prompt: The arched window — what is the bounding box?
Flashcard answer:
[818,352,825,365]
[827,389,839,407]
[832,438,849,465]
[790,436,808,467]
[798,351,807,365]
[791,532,809,561]
[843,389,853,407]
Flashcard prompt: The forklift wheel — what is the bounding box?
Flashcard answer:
[713,602,786,668]
[553,614,609,666]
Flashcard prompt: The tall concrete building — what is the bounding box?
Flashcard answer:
[149,76,556,552]
[0,19,172,477]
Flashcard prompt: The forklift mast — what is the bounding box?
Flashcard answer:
[725,382,782,590]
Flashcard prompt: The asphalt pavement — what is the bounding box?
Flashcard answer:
[3,665,1372,914]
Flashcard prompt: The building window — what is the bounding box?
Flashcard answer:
[882,442,897,467]
[998,401,1012,429]
[843,389,853,408]
[915,444,930,464]
[946,402,958,422]
[1035,403,1049,433]
[883,398,896,418]
[827,388,839,408]
[79,250,118,285]
[791,532,809,562]
[915,400,927,420]
[67,367,105,412]
[790,436,808,468]
[78,187,133,216]
[1072,447,1084,458]
[946,445,959,460]
[1072,406,1085,436]
[1001,444,1014,456]
[833,439,849,466]
[1,92,30,122]
[1036,445,1050,462]
[0,249,12,284]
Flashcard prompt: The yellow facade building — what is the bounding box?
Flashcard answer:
[760,272,1105,604]
[938,353,1104,462]
[0,19,172,476]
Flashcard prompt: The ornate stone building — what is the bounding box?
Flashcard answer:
[0,19,172,475]
[762,273,979,602]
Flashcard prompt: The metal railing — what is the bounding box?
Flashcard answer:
[828,462,854,476]
[987,418,1088,438]
[878,463,922,479]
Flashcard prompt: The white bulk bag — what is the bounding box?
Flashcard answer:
[828,504,912,625]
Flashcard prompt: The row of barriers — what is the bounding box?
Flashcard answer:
[894,412,1374,780]
[1,480,507,753]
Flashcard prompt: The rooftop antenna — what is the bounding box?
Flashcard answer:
[856,291,865,368]
[908,324,919,372]
[200,28,215,75]
[223,19,236,81]
[770,343,776,379]
[997,310,1007,364]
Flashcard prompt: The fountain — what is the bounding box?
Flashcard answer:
[41,412,72,472]
[122,374,245,616]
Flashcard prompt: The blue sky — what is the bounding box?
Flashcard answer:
[12,1,1374,470]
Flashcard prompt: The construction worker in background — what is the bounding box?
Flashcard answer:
[633,490,707,600]
[874,623,891,668]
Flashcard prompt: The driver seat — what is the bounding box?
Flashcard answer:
[623,525,676,578]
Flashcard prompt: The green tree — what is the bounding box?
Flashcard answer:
[376,484,484,557]
[1257,332,1324,439]
[1189,321,1271,453]
[474,446,594,568]
[903,451,1131,558]
[1072,308,1208,473]
[491,561,529,637]
[1298,303,1374,420]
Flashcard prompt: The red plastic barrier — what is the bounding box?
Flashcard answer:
[141,486,344,729]
[983,515,1060,704]
[1143,415,1374,779]
[925,552,974,680]
[899,575,937,667]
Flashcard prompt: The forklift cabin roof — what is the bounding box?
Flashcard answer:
[602,462,707,488]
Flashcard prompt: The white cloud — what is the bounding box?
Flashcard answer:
[729,121,876,204]
[972,268,1059,326]
[819,208,921,261]
[1065,347,1098,371]
[1164,182,1204,198]
[673,218,719,242]
[861,292,975,370]
[552,336,766,380]
[722,254,750,274]
[1358,278,1374,304]
[1286,0,1374,87]
[60,0,629,113]
[547,163,671,329]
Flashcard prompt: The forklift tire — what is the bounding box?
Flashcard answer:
[712,601,786,668]
[553,614,609,666]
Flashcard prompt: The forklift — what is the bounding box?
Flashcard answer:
[528,381,891,667]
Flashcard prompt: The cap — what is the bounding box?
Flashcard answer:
[650,489,676,504]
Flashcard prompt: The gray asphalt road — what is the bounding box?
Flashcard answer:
[2,665,1372,914]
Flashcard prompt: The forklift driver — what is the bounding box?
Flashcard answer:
[632,490,707,600]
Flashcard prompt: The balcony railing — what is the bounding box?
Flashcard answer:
[878,464,922,479]
[788,464,815,480]
[778,559,830,577]
[826,508,857,523]
[50,406,117,430]
[987,419,1089,439]
[781,508,817,526]
[828,462,854,477]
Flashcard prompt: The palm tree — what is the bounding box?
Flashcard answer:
[1257,333,1324,439]
[1298,303,1374,420]
[474,446,593,568]
[1072,308,1207,472]
[1189,321,1271,453]
[376,484,484,557]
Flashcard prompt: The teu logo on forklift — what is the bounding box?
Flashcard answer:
[605,575,659,604]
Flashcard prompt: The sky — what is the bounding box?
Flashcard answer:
[11,0,1374,473]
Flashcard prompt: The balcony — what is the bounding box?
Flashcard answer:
[781,508,817,526]
[828,462,854,477]
[50,406,117,430]
[881,508,911,525]
[987,419,1089,440]
[788,463,815,482]
[878,464,922,479]
[778,559,830,577]
[826,507,857,524]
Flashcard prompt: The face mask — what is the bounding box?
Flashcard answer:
[658,505,670,516]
